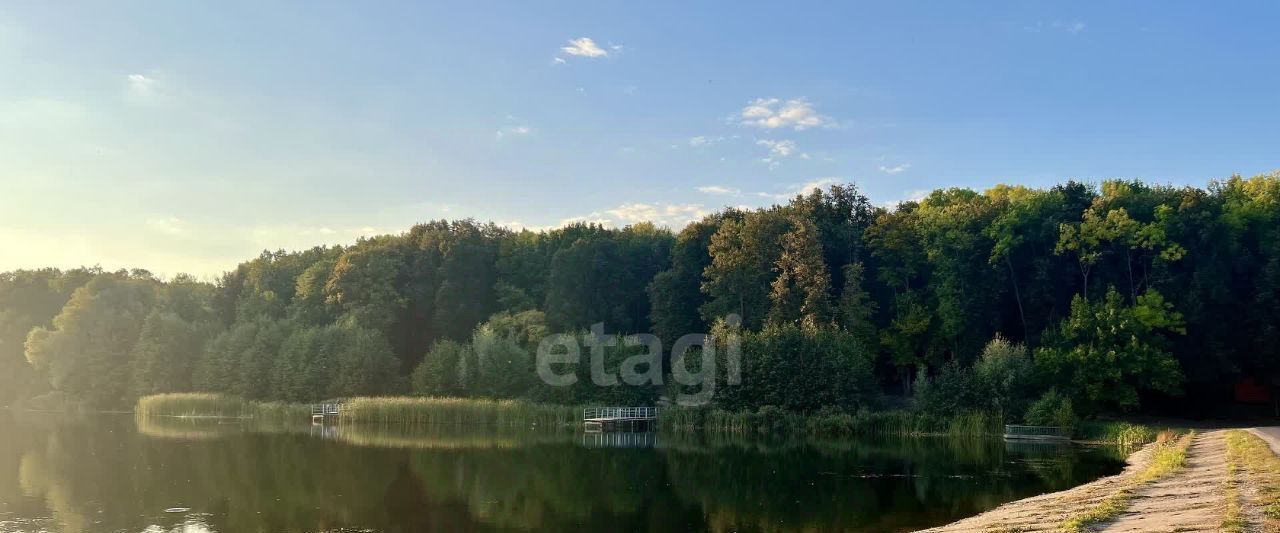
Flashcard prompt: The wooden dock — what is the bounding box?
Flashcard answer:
[583,407,657,432]
[1003,424,1072,441]
[311,401,343,424]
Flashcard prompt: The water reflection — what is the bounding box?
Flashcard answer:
[0,411,1125,533]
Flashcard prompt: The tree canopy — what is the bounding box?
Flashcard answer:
[2,174,1278,418]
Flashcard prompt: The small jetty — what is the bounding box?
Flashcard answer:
[311,401,343,424]
[583,407,658,432]
[1003,424,1071,442]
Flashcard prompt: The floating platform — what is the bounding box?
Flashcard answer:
[311,401,343,424]
[1003,424,1072,441]
[583,407,657,432]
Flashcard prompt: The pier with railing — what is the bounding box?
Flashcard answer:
[583,406,658,432]
[1003,424,1072,441]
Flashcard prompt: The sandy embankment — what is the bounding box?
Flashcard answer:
[922,430,1258,533]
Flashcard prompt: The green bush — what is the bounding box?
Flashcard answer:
[1024,389,1076,428]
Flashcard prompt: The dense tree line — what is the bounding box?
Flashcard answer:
[3,174,1279,419]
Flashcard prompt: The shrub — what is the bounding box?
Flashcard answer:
[1024,389,1075,428]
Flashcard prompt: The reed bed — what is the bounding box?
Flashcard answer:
[136,393,249,418]
[135,393,309,420]
[1075,420,1168,447]
[657,407,1004,437]
[338,396,580,428]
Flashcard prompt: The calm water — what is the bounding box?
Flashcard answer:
[0,411,1124,533]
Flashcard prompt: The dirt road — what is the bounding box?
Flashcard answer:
[1252,426,1280,455]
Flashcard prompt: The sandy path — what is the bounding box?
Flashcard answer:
[920,443,1158,532]
[923,431,1253,533]
[1099,430,1228,532]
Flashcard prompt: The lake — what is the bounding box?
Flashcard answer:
[0,410,1125,532]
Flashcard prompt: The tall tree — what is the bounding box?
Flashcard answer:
[767,215,833,329]
[25,274,160,407]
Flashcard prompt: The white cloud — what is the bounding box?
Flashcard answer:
[756,177,843,200]
[688,135,727,147]
[697,185,740,195]
[127,73,159,99]
[878,163,911,174]
[561,37,609,58]
[559,203,711,229]
[495,125,532,139]
[606,203,710,227]
[738,98,831,130]
[1052,20,1087,34]
[879,189,931,208]
[552,57,567,65]
[146,216,188,236]
[756,139,797,157]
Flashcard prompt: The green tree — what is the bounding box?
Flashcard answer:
[837,262,877,350]
[701,209,791,329]
[767,215,833,329]
[130,310,213,397]
[0,268,94,405]
[1035,287,1185,413]
[412,339,469,397]
[25,274,159,406]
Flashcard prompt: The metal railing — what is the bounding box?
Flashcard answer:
[311,403,342,416]
[1004,425,1072,438]
[583,407,658,420]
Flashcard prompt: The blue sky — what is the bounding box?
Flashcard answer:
[2,1,1277,277]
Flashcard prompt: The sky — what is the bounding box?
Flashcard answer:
[2,1,1278,278]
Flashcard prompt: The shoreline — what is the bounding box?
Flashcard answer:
[923,429,1280,532]
[920,438,1158,532]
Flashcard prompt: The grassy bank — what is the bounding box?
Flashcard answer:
[1074,420,1176,447]
[135,393,308,420]
[135,394,580,428]
[135,394,1169,446]
[338,396,579,428]
[1226,430,1280,529]
[657,407,1004,437]
[658,406,1172,445]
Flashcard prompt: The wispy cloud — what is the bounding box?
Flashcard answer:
[688,135,734,147]
[128,74,158,96]
[559,202,710,228]
[561,37,609,58]
[879,189,931,208]
[125,73,166,104]
[495,125,531,139]
[697,185,740,195]
[1030,20,1087,34]
[1052,20,1087,34]
[146,216,188,236]
[878,163,911,174]
[738,98,831,130]
[756,177,843,200]
[756,139,797,157]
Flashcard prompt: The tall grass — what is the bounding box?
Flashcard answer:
[657,407,1003,437]
[1075,420,1169,447]
[338,396,579,428]
[137,393,248,417]
[135,393,309,420]
[1225,430,1280,529]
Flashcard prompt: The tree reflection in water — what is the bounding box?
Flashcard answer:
[0,411,1124,533]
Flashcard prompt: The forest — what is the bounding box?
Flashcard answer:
[3,174,1279,423]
